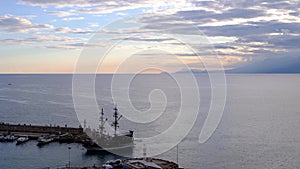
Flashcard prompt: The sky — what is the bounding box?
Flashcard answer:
[0,0,299,74]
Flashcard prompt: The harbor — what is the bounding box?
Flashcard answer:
[0,106,181,169]
[0,107,129,147]
[0,122,182,169]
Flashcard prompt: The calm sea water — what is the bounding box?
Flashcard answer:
[0,74,299,169]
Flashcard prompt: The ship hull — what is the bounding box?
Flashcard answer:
[84,143,134,153]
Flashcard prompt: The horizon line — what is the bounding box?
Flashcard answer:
[0,72,300,75]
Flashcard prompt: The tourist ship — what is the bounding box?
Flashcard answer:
[83,107,134,152]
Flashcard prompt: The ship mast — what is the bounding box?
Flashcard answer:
[83,119,87,130]
[99,108,107,136]
[112,106,122,136]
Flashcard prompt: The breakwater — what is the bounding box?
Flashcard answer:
[0,122,89,143]
[0,123,83,135]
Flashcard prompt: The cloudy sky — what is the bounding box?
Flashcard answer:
[0,0,299,73]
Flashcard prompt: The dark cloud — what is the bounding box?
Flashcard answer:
[214,45,236,49]
[176,8,265,22]
[123,36,174,42]
[198,21,300,38]
[260,1,299,10]
[289,12,299,17]
[269,35,300,49]
[222,0,270,8]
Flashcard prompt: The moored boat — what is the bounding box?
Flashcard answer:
[37,135,54,146]
[3,135,17,142]
[0,135,4,142]
[16,136,29,145]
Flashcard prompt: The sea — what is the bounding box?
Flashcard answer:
[0,74,299,169]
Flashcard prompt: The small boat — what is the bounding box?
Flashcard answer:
[4,135,17,142]
[37,135,54,146]
[0,135,5,142]
[58,133,74,143]
[16,136,29,145]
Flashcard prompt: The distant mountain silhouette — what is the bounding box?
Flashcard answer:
[175,69,207,74]
[227,56,300,73]
[176,56,300,74]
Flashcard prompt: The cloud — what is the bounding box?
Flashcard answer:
[43,43,87,50]
[116,12,127,16]
[62,17,85,21]
[134,1,299,58]
[259,0,298,10]
[54,27,95,34]
[19,0,188,8]
[9,0,300,71]
[88,22,100,27]
[0,15,95,34]
[44,10,76,17]
[0,14,53,33]
[176,8,265,23]
[268,35,300,49]
[19,0,189,14]
[43,42,108,50]
[187,55,250,69]
[0,35,87,45]
[121,36,174,42]
[19,0,96,8]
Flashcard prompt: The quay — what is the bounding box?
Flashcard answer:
[0,122,89,143]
